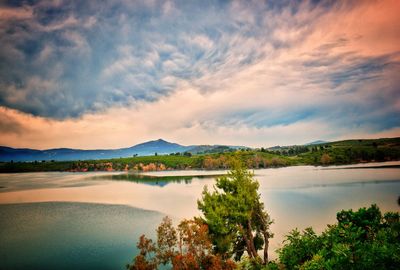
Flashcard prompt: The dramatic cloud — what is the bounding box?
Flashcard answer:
[0,0,399,148]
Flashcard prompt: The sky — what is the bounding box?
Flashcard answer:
[0,0,399,149]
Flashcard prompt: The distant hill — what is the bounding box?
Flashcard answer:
[304,140,329,145]
[0,139,240,162]
[126,139,188,155]
[266,140,329,150]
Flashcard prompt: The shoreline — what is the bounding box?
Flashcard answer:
[1,160,399,174]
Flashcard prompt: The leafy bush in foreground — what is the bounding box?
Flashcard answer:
[278,204,400,270]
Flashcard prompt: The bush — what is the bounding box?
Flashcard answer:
[278,204,400,270]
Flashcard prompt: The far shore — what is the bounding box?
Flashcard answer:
[1,159,399,174]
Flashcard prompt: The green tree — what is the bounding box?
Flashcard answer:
[278,204,400,270]
[183,152,192,157]
[197,158,273,264]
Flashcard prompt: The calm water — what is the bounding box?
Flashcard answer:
[0,162,399,269]
[0,202,162,270]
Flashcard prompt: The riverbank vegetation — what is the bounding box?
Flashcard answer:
[127,159,400,270]
[1,138,399,173]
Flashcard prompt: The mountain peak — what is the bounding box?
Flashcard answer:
[128,138,184,150]
[143,138,172,145]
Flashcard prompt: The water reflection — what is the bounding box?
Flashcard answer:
[0,171,114,193]
[91,173,222,187]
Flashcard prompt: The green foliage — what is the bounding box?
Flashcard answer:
[297,137,400,165]
[198,158,273,264]
[238,257,280,270]
[0,160,72,172]
[278,204,400,270]
[278,228,321,269]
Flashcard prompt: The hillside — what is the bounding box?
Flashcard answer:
[0,139,241,162]
[1,137,399,173]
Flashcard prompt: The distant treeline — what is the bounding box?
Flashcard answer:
[1,137,399,173]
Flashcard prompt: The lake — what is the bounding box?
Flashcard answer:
[1,162,399,269]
